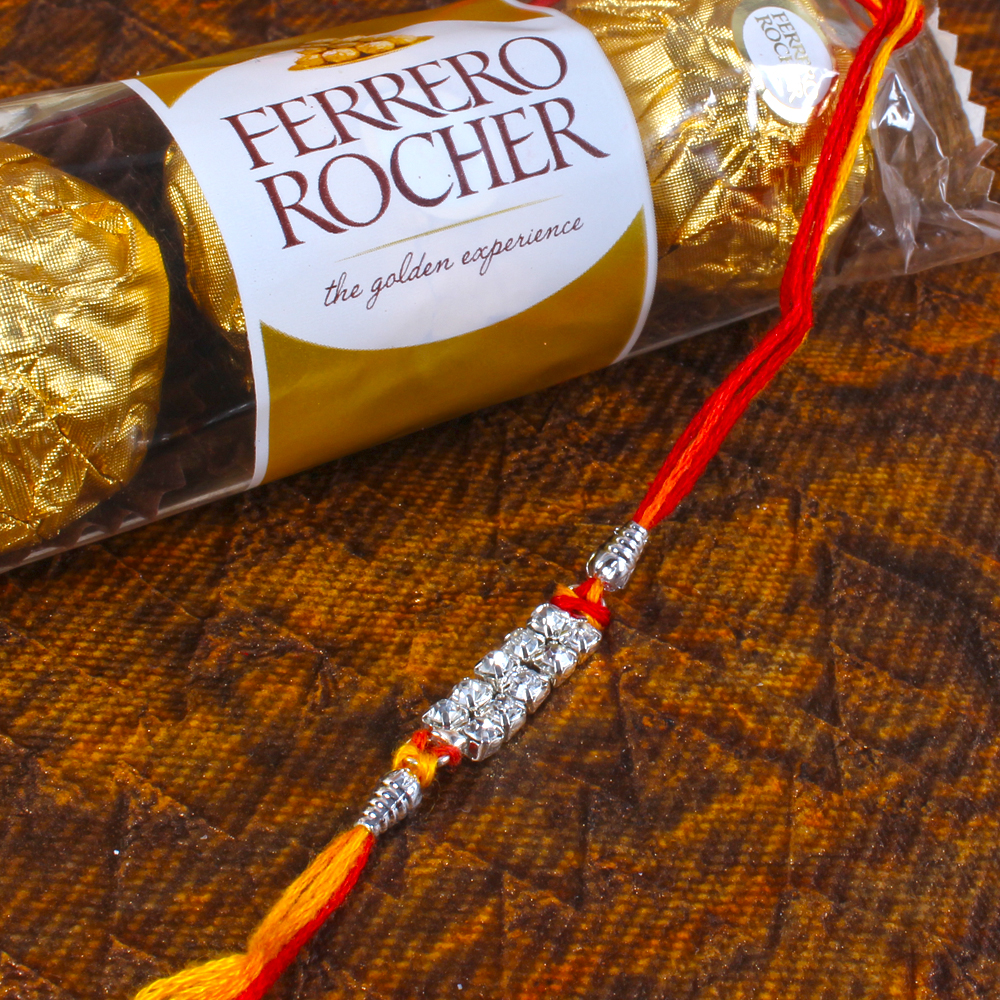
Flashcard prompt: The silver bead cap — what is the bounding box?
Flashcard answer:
[585,521,648,591]
[357,768,422,837]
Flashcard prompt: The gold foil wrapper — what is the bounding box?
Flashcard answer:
[0,141,169,550]
[165,2,866,355]
[164,143,249,359]
[569,0,867,296]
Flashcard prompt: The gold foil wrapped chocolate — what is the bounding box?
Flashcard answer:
[165,0,866,360]
[569,0,867,295]
[0,141,169,550]
[164,143,249,357]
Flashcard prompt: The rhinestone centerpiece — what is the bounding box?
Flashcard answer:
[451,677,494,712]
[422,601,604,761]
[422,696,471,755]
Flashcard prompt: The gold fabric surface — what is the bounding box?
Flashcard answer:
[163,143,248,358]
[571,0,866,294]
[0,141,169,551]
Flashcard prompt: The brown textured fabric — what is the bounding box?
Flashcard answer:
[0,2,999,999]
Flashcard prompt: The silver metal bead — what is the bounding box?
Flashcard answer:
[529,604,576,642]
[451,677,494,712]
[585,521,648,591]
[532,643,577,686]
[462,714,506,761]
[357,768,422,837]
[562,618,603,661]
[507,664,551,711]
[492,694,527,737]
[475,649,516,693]
[502,626,546,663]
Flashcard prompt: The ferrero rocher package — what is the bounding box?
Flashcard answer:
[0,0,994,568]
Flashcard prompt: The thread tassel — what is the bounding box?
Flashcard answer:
[134,826,374,1000]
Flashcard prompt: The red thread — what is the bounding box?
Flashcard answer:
[552,577,612,628]
[633,0,919,531]
[232,831,373,1000]
[414,728,464,766]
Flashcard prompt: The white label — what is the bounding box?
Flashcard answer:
[737,3,837,123]
[127,0,655,484]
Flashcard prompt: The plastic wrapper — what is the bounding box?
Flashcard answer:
[574,0,1000,349]
[0,0,993,570]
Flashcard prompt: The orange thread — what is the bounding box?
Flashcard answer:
[552,577,609,629]
[392,729,460,785]
[633,0,923,531]
[133,826,373,1000]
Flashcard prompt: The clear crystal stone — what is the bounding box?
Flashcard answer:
[562,618,603,660]
[475,649,516,693]
[462,714,506,761]
[493,695,527,737]
[422,697,469,732]
[451,677,495,712]
[502,626,546,663]
[529,603,575,642]
[506,664,550,712]
[479,702,511,738]
[533,643,578,686]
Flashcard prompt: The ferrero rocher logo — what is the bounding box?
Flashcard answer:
[732,0,836,124]
[290,34,431,70]
[222,34,606,251]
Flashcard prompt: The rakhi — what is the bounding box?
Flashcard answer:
[132,1,925,999]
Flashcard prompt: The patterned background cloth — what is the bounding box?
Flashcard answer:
[1,1,999,998]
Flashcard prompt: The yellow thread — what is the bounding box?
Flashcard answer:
[553,582,606,630]
[133,955,249,1000]
[392,740,441,787]
[133,826,373,1000]
[822,0,923,256]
